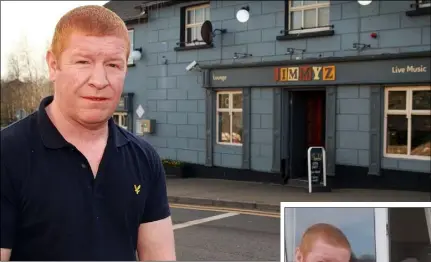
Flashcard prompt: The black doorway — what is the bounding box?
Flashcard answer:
[288,90,326,181]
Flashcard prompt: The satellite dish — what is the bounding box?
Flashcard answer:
[201,20,213,45]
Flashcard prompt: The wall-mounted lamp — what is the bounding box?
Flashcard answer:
[131,47,143,61]
[236,6,250,23]
[358,0,372,6]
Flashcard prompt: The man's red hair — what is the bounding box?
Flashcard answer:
[50,5,129,60]
[298,223,351,255]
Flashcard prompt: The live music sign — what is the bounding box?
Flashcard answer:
[274,65,336,82]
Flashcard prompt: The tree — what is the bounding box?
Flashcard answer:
[1,36,53,127]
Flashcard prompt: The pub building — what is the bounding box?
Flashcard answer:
[103,0,431,192]
[198,51,431,192]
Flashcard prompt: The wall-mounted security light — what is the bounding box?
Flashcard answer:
[185,60,201,72]
[358,0,372,5]
[131,47,143,61]
[236,6,250,23]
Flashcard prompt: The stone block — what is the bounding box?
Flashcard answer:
[177,125,198,138]
[167,112,187,125]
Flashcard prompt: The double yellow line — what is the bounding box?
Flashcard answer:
[169,203,280,218]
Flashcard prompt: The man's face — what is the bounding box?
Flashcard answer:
[46,33,128,126]
[295,239,351,262]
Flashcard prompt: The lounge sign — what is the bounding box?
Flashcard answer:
[274,65,336,82]
[208,56,430,88]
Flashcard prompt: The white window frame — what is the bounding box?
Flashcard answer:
[383,86,431,160]
[282,207,390,262]
[419,0,431,8]
[113,112,128,130]
[184,4,210,46]
[425,208,431,243]
[216,91,243,146]
[288,0,331,34]
[127,29,134,65]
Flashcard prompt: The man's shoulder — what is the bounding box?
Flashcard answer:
[1,112,38,151]
[117,126,160,160]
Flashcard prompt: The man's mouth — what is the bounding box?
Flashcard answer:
[82,96,109,101]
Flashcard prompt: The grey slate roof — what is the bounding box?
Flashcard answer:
[104,1,172,22]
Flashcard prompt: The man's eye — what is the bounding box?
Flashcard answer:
[77,60,89,64]
[108,64,119,68]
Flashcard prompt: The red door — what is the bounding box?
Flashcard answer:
[306,93,324,147]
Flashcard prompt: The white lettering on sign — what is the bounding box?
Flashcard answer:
[392,65,427,74]
[212,74,227,82]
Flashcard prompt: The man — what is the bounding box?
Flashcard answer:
[0,5,175,261]
[294,223,351,262]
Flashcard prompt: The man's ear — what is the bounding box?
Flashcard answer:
[294,247,303,262]
[46,50,58,82]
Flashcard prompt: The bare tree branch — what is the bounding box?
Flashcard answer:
[1,35,53,127]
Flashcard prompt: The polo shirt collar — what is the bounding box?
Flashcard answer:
[38,96,129,149]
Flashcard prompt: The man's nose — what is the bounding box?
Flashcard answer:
[88,63,109,89]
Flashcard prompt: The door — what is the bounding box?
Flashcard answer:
[283,207,390,262]
[307,92,325,147]
[289,91,308,179]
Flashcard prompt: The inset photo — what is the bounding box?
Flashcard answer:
[280,203,431,262]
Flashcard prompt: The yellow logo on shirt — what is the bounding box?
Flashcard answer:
[134,184,141,195]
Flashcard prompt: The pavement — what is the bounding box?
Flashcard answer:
[170,204,280,261]
[167,178,431,212]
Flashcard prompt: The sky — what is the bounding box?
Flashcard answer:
[1,1,108,78]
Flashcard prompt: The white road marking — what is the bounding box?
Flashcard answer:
[173,212,240,230]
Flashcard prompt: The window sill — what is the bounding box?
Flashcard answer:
[276,30,334,41]
[384,154,431,161]
[216,142,243,147]
[127,64,136,68]
[174,44,213,52]
[406,6,431,16]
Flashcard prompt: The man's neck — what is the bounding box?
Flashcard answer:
[45,100,109,146]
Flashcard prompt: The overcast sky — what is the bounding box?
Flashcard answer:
[1,1,108,78]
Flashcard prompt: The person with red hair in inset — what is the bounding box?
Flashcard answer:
[295,223,352,262]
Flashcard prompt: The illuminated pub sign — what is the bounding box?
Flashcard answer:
[274,65,336,82]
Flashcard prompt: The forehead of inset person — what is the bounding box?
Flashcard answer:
[305,238,351,262]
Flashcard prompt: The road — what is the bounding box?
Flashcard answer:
[170,204,280,261]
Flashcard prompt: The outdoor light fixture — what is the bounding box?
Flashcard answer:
[131,47,143,61]
[358,0,372,5]
[236,6,250,23]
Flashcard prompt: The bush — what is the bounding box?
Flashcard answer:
[161,159,184,167]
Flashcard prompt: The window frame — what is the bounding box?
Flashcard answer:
[127,29,134,66]
[113,112,129,130]
[182,3,210,47]
[383,86,431,160]
[286,0,331,35]
[216,91,243,146]
[419,0,431,8]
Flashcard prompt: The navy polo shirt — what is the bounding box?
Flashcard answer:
[1,96,171,261]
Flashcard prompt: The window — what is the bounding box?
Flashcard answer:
[388,208,431,262]
[419,0,431,8]
[288,0,330,34]
[216,91,243,145]
[184,4,210,46]
[384,86,431,160]
[127,29,134,65]
[113,112,129,130]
